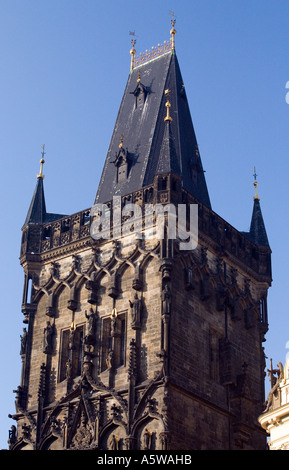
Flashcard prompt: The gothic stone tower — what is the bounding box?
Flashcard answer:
[9,24,272,450]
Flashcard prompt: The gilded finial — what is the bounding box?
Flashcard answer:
[110,307,118,319]
[137,71,141,83]
[253,167,260,200]
[164,89,172,122]
[37,145,45,179]
[130,31,136,70]
[119,135,124,149]
[169,11,176,50]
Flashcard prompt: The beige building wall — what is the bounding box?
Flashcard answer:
[259,357,289,450]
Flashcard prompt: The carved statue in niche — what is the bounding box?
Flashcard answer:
[20,328,27,355]
[106,350,114,370]
[82,342,95,375]
[109,434,119,450]
[161,284,171,315]
[66,358,72,380]
[110,314,117,337]
[159,432,168,450]
[143,428,152,450]
[43,321,54,354]
[68,324,75,350]
[85,308,96,343]
[129,292,142,327]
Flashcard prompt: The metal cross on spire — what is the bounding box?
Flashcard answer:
[129,31,136,70]
[37,145,45,179]
[129,30,136,47]
[169,10,176,25]
[169,11,176,50]
[252,167,260,200]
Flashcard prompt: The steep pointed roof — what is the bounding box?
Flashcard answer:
[248,198,269,247]
[156,114,181,176]
[95,48,211,208]
[244,174,269,247]
[24,176,47,226]
[23,150,66,227]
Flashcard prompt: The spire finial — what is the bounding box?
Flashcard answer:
[37,145,45,179]
[164,89,173,122]
[130,31,136,70]
[253,167,260,200]
[119,135,124,149]
[169,11,176,50]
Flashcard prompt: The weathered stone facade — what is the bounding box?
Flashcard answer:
[9,28,272,450]
[8,177,271,450]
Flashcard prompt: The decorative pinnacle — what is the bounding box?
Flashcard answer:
[37,145,45,179]
[253,167,260,200]
[119,135,124,149]
[130,31,136,70]
[169,11,176,50]
[164,89,173,122]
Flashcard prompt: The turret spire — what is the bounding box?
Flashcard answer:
[247,168,269,246]
[23,145,66,227]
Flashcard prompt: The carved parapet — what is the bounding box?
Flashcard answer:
[185,189,271,280]
[37,208,92,255]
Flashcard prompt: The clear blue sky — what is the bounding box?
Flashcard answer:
[0,0,288,449]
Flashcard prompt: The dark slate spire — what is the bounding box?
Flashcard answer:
[156,96,181,176]
[23,147,47,226]
[23,147,66,227]
[95,40,211,208]
[246,170,269,247]
[24,176,47,226]
[248,198,269,246]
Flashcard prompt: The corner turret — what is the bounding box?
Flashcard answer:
[247,168,270,247]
